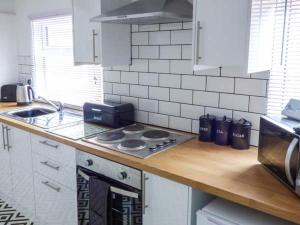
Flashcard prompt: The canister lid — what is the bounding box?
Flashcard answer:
[233,118,252,128]
[200,114,216,121]
[215,116,232,124]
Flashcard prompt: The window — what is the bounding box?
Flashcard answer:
[267,0,300,114]
[31,15,102,107]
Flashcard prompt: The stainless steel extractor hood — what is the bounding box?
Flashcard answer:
[91,0,193,25]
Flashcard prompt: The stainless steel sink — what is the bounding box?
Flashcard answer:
[2,107,83,129]
[10,108,56,118]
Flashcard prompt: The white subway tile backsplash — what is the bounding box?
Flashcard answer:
[130,85,148,98]
[139,99,159,113]
[121,96,139,109]
[233,111,261,130]
[113,83,129,96]
[194,68,220,76]
[171,30,192,44]
[130,59,149,72]
[149,31,170,45]
[183,22,192,29]
[159,101,180,116]
[170,60,193,74]
[159,74,181,88]
[207,77,234,93]
[192,120,199,134]
[103,82,113,94]
[135,110,149,123]
[139,73,159,86]
[170,89,193,104]
[220,94,249,111]
[169,116,192,132]
[160,45,181,59]
[103,71,120,82]
[160,23,182,30]
[182,45,192,59]
[149,60,170,73]
[132,32,148,45]
[112,64,130,71]
[139,46,159,59]
[250,130,259,146]
[205,107,233,118]
[121,72,139,84]
[181,104,204,120]
[104,94,121,103]
[182,75,206,90]
[139,24,159,32]
[149,87,169,101]
[249,96,268,114]
[193,91,219,107]
[250,70,270,80]
[132,25,139,32]
[235,78,267,96]
[149,113,169,127]
[132,46,139,58]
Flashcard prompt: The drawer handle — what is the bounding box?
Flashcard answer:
[40,140,59,149]
[40,161,60,171]
[41,181,61,192]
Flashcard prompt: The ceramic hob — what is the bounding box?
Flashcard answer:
[83,124,194,158]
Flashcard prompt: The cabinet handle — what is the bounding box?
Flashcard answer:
[195,21,203,65]
[42,181,61,192]
[142,173,149,214]
[40,161,60,171]
[39,140,59,149]
[2,125,7,150]
[6,127,11,151]
[207,216,233,225]
[92,29,99,63]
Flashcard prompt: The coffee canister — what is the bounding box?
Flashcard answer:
[231,119,252,150]
[214,116,232,146]
[199,114,216,142]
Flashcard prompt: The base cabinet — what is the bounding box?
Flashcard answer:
[143,172,213,225]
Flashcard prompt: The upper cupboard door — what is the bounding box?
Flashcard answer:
[193,0,251,70]
[72,0,101,64]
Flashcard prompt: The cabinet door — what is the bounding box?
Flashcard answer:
[8,125,35,217]
[143,172,190,225]
[0,123,13,199]
[72,0,101,64]
[34,173,77,225]
[193,0,251,71]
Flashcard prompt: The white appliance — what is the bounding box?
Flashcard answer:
[197,198,296,225]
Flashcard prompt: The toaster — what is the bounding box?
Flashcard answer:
[83,101,135,128]
[1,84,18,102]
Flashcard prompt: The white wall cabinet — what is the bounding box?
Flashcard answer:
[0,123,13,200]
[72,0,131,66]
[143,172,213,225]
[192,0,271,74]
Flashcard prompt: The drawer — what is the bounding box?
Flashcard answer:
[31,134,76,168]
[33,154,77,191]
[34,173,77,225]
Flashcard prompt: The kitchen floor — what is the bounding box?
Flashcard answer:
[0,199,33,225]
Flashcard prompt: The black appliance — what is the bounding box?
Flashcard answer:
[83,101,134,128]
[214,116,232,146]
[199,114,216,142]
[1,84,18,102]
[231,119,252,150]
[259,116,300,197]
[77,151,143,225]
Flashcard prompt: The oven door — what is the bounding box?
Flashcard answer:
[77,166,142,225]
[259,117,300,189]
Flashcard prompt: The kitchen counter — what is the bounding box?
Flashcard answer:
[0,103,300,224]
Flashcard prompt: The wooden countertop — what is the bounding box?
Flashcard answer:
[1,103,300,224]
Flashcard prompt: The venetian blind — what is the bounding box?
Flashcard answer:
[267,0,300,114]
[31,15,102,107]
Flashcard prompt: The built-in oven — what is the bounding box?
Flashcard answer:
[259,116,300,196]
[76,150,143,225]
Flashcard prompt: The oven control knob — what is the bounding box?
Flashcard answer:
[85,159,93,167]
[118,171,128,180]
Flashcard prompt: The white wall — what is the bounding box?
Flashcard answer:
[14,0,72,56]
[0,0,15,13]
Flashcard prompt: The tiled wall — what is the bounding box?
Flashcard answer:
[103,23,269,146]
[17,55,33,84]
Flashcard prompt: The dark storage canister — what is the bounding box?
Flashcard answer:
[231,119,252,150]
[214,116,232,146]
[199,114,216,142]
